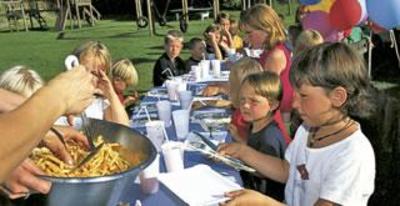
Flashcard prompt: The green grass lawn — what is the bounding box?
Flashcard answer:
[0,3,297,92]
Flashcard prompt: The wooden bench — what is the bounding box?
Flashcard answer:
[169,7,212,21]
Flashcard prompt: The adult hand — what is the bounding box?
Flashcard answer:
[1,159,51,199]
[46,65,96,115]
[221,189,272,206]
[217,142,245,159]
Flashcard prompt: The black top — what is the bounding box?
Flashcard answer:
[241,121,287,201]
[206,44,227,59]
[185,57,201,72]
[152,53,187,86]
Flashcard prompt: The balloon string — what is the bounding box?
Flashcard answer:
[368,30,373,78]
[389,30,400,68]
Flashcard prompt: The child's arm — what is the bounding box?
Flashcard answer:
[207,32,223,60]
[223,189,285,206]
[218,142,290,183]
[221,27,234,49]
[263,48,287,75]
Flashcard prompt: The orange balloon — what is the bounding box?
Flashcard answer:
[304,0,335,13]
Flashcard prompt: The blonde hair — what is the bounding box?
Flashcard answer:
[229,57,264,107]
[164,30,184,45]
[240,4,286,50]
[0,65,44,98]
[294,29,324,54]
[73,41,112,73]
[110,59,139,86]
[241,71,282,107]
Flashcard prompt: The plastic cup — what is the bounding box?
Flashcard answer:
[161,141,184,173]
[139,154,160,194]
[172,109,190,141]
[156,100,172,127]
[200,60,210,80]
[192,65,202,81]
[165,80,179,101]
[211,60,221,78]
[178,91,193,110]
[145,121,165,152]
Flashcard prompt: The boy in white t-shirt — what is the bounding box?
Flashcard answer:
[218,42,376,206]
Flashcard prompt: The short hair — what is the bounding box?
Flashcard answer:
[290,42,374,118]
[0,65,44,98]
[240,4,286,50]
[216,12,230,24]
[73,40,112,74]
[229,57,264,107]
[241,71,283,107]
[294,29,324,54]
[229,18,240,36]
[187,37,204,50]
[111,59,139,86]
[164,30,184,45]
[203,24,222,41]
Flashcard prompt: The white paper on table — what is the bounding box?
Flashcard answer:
[158,164,242,206]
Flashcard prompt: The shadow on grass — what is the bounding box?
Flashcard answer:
[129,57,156,65]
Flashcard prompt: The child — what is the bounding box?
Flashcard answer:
[229,18,244,51]
[56,40,129,126]
[153,30,186,86]
[203,24,227,60]
[236,71,288,201]
[215,12,233,49]
[240,4,293,123]
[185,37,205,72]
[110,59,139,107]
[219,43,376,206]
[294,29,324,55]
[0,65,44,98]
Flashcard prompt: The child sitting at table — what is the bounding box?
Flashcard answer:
[235,71,287,201]
[203,24,228,60]
[0,65,44,98]
[110,58,139,107]
[294,29,324,56]
[219,43,376,206]
[229,18,244,51]
[153,30,187,86]
[185,37,205,72]
[56,40,129,126]
[216,12,233,49]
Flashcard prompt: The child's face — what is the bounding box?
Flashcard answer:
[80,55,107,75]
[219,18,230,31]
[112,77,127,93]
[292,84,337,127]
[165,39,183,59]
[191,41,205,60]
[239,82,273,122]
[242,25,268,49]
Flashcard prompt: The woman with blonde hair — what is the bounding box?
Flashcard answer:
[241,4,293,124]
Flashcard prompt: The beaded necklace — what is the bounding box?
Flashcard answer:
[309,119,354,147]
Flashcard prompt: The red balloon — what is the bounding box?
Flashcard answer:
[329,0,362,30]
[302,11,335,38]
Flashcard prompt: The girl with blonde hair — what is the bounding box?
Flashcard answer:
[110,59,139,107]
[0,65,44,98]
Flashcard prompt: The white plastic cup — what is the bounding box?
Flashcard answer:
[145,121,165,152]
[156,100,172,127]
[161,142,184,173]
[178,91,193,110]
[165,80,179,101]
[192,65,202,81]
[172,109,190,140]
[208,53,216,60]
[139,154,160,194]
[200,60,210,80]
[211,60,221,78]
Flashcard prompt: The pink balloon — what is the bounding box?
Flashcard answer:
[301,11,336,38]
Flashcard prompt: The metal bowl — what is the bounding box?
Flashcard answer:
[30,118,156,206]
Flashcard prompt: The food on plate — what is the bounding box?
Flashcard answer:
[191,99,232,110]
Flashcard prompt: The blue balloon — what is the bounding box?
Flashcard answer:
[367,0,400,29]
[299,0,321,6]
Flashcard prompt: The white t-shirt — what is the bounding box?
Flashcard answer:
[54,98,109,127]
[284,124,375,206]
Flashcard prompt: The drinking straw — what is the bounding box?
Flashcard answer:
[162,125,170,142]
[161,67,174,79]
[143,106,152,122]
[134,106,144,120]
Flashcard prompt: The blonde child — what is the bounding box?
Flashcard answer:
[240,4,293,123]
[229,18,244,51]
[294,29,324,55]
[56,40,129,126]
[0,65,44,98]
[219,43,375,206]
[153,30,186,86]
[203,24,227,60]
[110,59,139,107]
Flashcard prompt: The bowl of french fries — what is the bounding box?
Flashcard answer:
[29,118,157,206]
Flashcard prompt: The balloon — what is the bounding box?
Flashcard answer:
[358,0,368,24]
[324,30,344,42]
[368,21,386,34]
[304,0,335,13]
[302,11,336,38]
[329,0,362,30]
[367,0,400,29]
[299,0,321,6]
